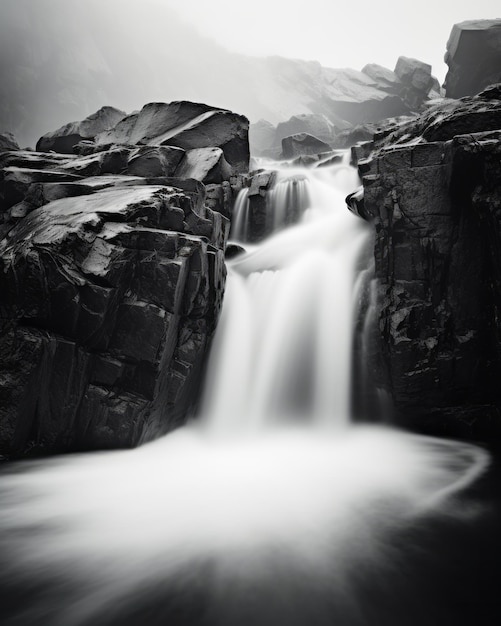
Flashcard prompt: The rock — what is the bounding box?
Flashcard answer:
[0,184,229,457]
[281,133,332,159]
[444,19,501,98]
[127,145,185,177]
[36,106,127,154]
[0,132,20,153]
[174,147,232,184]
[95,101,249,175]
[225,243,246,259]
[352,91,501,439]
[276,114,349,146]
[245,170,277,242]
[394,56,433,93]
[362,64,403,94]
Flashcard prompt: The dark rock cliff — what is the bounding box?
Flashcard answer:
[0,101,248,458]
[351,88,501,439]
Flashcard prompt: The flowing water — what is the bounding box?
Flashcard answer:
[0,157,496,626]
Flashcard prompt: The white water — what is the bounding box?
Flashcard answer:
[0,157,491,626]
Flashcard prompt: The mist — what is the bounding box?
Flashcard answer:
[1,0,499,147]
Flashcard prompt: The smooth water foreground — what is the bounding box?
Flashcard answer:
[0,159,497,626]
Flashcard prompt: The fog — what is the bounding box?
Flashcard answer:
[0,0,499,146]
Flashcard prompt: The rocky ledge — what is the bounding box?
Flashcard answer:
[0,100,249,458]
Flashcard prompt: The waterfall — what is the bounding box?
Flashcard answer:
[0,156,492,626]
[202,158,368,431]
[230,188,250,242]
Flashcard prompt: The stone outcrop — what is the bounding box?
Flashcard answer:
[36,107,127,154]
[281,133,332,159]
[94,101,249,175]
[0,186,228,457]
[351,89,501,439]
[0,100,251,458]
[444,19,501,98]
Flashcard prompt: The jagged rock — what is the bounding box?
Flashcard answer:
[127,145,185,177]
[352,91,501,439]
[36,106,127,154]
[174,147,232,184]
[225,243,246,259]
[205,182,233,219]
[0,184,229,457]
[0,132,20,153]
[444,19,501,98]
[246,170,277,242]
[282,133,332,159]
[95,101,249,175]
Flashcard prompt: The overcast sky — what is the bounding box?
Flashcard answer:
[159,0,500,81]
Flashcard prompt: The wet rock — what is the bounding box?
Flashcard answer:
[246,170,277,242]
[444,19,501,98]
[96,101,249,175]
[225,243,246,259]
[353,91,501,439]
[281,133,332,159]
[0,184,229,457]
[174,147,232,184]
[127,145,185,177]
[36,106,127,154]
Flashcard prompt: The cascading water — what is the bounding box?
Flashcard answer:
[0,156,493,626]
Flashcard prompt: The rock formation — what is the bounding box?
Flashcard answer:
[36,107,127,154]
[0,100,249,458]
[350,86,501,439]
[444,19,501,98]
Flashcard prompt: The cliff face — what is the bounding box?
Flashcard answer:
[0,101,248,458]
[352,88,501,438]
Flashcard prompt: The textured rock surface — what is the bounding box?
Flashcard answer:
[0,185,229,457]
[353,92,501,438]
[444,19,501,98]
[0,98,254,458]
[36,107,127,154]
[95,102,249,175]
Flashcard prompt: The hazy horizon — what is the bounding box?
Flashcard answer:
[1,0,500,146]
[161,0,500,81]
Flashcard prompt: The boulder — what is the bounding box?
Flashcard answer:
[36,106,127,154]
[96,101,250,175]
[351,91,501,439]
[362,64,403,94]
[0,184,229,457]
[275,113,349,146]
[394,56,433,93]
[126,145,185,177]
[174,147,232,184]
[444,19,501,98]
[0,132,20,153]
[281,133,332,159]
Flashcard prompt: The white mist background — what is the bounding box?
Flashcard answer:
[158,0,500,81]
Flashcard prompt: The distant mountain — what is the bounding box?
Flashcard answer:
[0,0,437,147]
